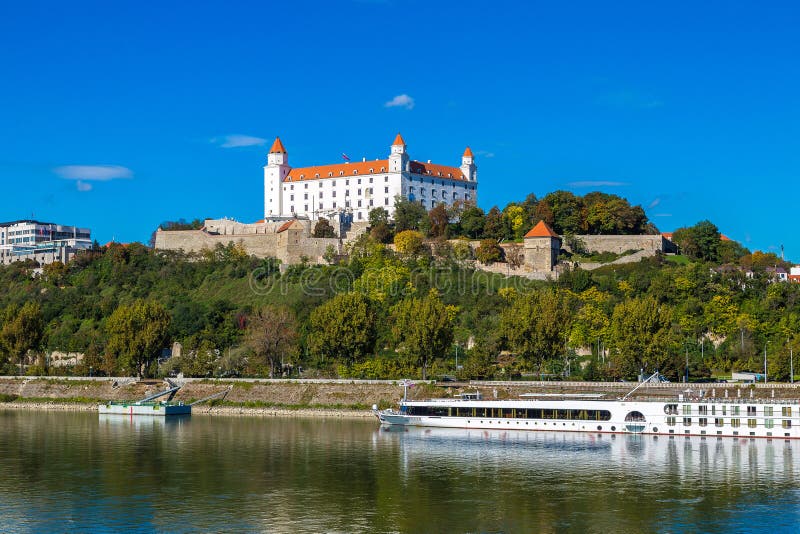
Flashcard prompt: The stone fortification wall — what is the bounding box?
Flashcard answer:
[567,234,676,255]
[154,218,341,265]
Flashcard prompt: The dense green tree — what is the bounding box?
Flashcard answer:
[312,218,337,238]
[672,220,721,262]
[106,300,171,377]
[459,205,486,238]
[608,296,676,378]
[499,290,573,370]
[393,197,429,232]
[0,302,45,374]
[368,207,390,228]
[392,290,454,379]
[308,292,377,368]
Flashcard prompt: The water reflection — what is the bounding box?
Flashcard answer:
[0,411,799,533]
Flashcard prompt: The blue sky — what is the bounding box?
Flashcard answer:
[1,1,799,258]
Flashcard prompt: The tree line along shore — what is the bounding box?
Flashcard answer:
[0,191,795,383]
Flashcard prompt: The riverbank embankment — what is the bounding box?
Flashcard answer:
[2,377,800,417]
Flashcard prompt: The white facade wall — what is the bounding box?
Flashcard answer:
[264,137,478,222]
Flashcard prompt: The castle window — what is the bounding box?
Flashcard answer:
[345,201,350,208]
[304,205,308,211]
[290,206,295,213]
[329,172,333,177]
[380,167,385,172]
[332,191,337,197]
[358,200,362,207]
[290,185,294,190]
[346,180,349,185]
[385,186,389,193]
[333,202,337,208]
[304,193,308,200]
[315,174,319,178]
[357,211,363,220]
[358,189,362,196]
[345,190,350,196]
[290,194,294,201]
[339,171,344,176]
[384,198,389,206]
[358,178,361,184]
[319,203,323,210]
[304,183,308,189]
[385,176,388,182]
[370,200,374,206]
[353,170,358,175]
[319,192,323,198]
[368,169,373,174]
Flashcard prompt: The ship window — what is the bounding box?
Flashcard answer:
[782,407,792,417]
[698,418,707,427]
[748,419,757,428]
[765,407,774,416]
[715,418,723,427]
[664,404,678,415]
[698,405,708,415]
[731,419,740,428]
[683,417,692,426]
[666,417,676,426]
[683,405,691,415]
[765,419,774,428]
[732,406,741,416]
[783,420,792,429]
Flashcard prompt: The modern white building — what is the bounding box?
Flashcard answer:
[0,220,92,265]
[263,134,478,222]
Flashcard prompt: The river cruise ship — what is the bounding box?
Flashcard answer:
[373,380,800,440]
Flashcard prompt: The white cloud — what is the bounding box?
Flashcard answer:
[55,164,133,181]
[567,180,627,188]
[384,94,415,110]
[212,134,268,148]
[653,213,672,217]
[476,150,495,158]
[54,165,133,191]
[649,197,661,208]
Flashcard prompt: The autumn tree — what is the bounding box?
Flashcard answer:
[475,239,503,265]
[245,306,298,378]
[106,300,171,377]
[672,220,721,262]
[392,290,455,379]
[0,302,45,374]
[308,292,377,368]
[428,203,449,238]
[394,230,426,256]
[499,290,573,370]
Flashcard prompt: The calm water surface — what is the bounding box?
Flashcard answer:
[1,410,799,533]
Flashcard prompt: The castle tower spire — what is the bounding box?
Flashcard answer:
[389,133,409,172]
[460,145,477,182]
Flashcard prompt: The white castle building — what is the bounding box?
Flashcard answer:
[263,134,478,222]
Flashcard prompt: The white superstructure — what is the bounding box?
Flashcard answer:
[264,134,478,222]
[375,392,800,440]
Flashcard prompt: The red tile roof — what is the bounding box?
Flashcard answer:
[276,220,301,233]
[409,161,466,180]
[392,133,406,146]
[524,220,559,238]
[286,160,390,182]
[463,146,474,158]
[269,137,287,154]
[284,159,468,182]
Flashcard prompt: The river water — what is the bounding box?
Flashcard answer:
[1,410,799,533]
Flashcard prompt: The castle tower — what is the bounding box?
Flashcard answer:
[523,220,561,272]
[264,137,290,218]
[460,146,477,182]
[388,133,409,173]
